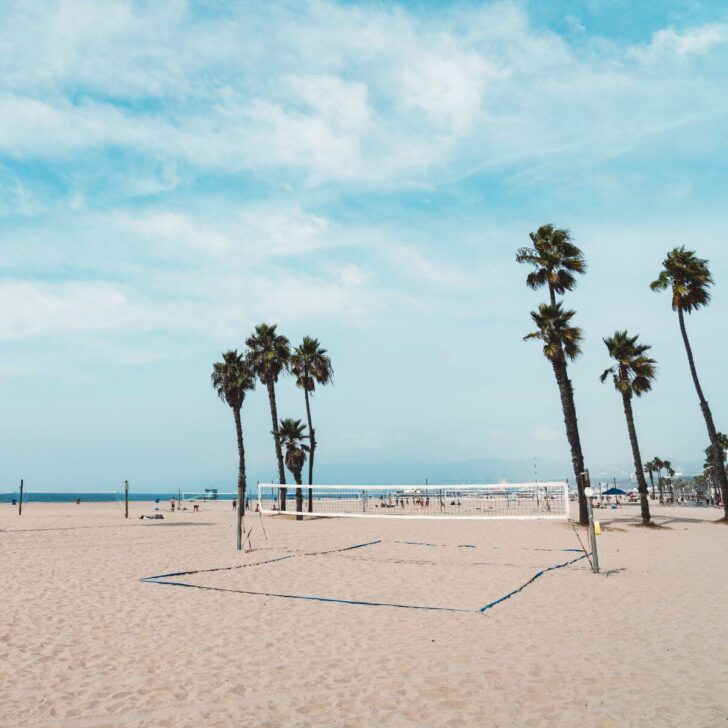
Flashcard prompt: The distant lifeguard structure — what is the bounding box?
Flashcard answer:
[182,488,235,502]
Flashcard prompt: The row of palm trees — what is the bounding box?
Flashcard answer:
[211,324,332,548]
[518,227,727,525]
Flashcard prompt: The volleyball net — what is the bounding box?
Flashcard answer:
[257,482,569,520]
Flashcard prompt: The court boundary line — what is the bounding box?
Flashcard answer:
[141,539,589,615]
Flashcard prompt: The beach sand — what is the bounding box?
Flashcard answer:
[1,500,726,727]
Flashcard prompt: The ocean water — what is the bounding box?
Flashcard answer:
[0,491,240,504]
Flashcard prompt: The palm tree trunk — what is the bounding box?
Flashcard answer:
[233,407,246,550]
[657,471,664,500]
[546,282,587,524]
[551,357,588,525]
[647,469,655,498]
[620,390,651,524]
[267,380,287,510]
[678,307,728,518]
[304,386,315,512]
[295,470,303,520]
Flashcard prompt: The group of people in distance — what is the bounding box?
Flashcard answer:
[375,495,463,509]
[169,499,199,512]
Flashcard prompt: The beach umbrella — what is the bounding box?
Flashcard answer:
[603,487,627,495]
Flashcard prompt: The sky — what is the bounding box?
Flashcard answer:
[1,0,728,490]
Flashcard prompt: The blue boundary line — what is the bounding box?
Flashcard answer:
[478,553,590,613]
[141,539,382,582]
[145,578,471,613]
[141,539,589,615]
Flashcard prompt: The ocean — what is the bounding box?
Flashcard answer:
[0,491,239,504]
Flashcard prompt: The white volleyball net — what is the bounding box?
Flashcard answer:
[257,482,569,520]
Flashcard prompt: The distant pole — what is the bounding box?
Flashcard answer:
[178,488,181,505]
[124,480,129,519]
[18,479,24,516]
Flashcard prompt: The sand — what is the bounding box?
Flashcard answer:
[1,500,726,727]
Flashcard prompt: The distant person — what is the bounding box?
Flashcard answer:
[193,504,199,512]
[232,499,237,510]
[170,499,175,512]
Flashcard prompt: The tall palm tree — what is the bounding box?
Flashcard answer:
[651,247,728,519]
[246,324,291,509]
[600,331,657,525]
[524,303,588,524]
[275,418,309,521]
[516,224,587,306]
[211,350,255,550]
[290,336,333,511]
[517,226,588,524]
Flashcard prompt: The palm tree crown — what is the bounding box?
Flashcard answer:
[516,225,586,302]
[524,303,583,361]
[650,246,712,313]
[290,337,333,392]
[211,350,255,409]
[600,331,657,397]
[245,323,291,383]
[276,418,309,480]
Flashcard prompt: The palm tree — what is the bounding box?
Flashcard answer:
[652,456,667,500]
[275,418,309,520]
[600,331,657,525]
[704,433,728,471]
[651,247,728,519]
[290,337,333,511]
[665,464,676,499]
[704,433,728,504]
[518,226,588,524]
[211,350,255,549]
[516,224,586,306]
[524,303,588,524]
[644,458,659,498]
[246,324,291,509]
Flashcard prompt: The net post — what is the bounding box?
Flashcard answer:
[18,478,23,516]
[562,480,570,521]
[124,480,129,519]
[581,471,600,574]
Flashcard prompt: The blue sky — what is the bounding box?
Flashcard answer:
[1,0,728,489]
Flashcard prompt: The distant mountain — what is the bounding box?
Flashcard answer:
[270,456,570,486]
[214,456,704,491]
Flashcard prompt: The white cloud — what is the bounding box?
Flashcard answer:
[532,427,563,443]
[0,281,136,339]
[647,23,728,56]
[1,2,725,191]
